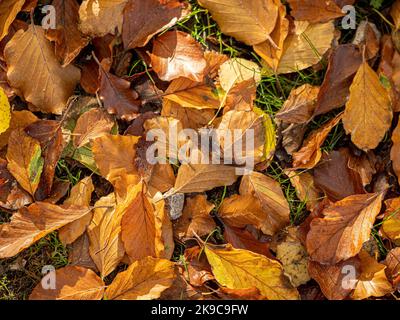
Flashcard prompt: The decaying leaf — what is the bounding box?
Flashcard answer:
[0,0,24,41]
[287,0,344,23]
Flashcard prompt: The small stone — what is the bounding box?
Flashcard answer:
[165,193,185,220]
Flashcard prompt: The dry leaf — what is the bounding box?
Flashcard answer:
[197,0,279,46]
[287,0,344,23]
[6,128,43,196]
[391,121,400,185]
[30,266,104,300]
[79,0,128,37]
[46,0,89,66]
[4,24,80,114]
[239,171,290,235]
[87,193,124,278]
[150,31,207,82]
[343,62,392,151]
[175,195,216,239]
[0,0,24,41]
[380,197,400,243]
[73,108,114,148]
[58,177,94,245]
[292,113,342,169]
[276,21,335,74]
[205,244,299,300]
[306,192,384,264]
[285,170,320,211]
[122,0,186,48]
[0,202,89,258]
[105,256,175,300]
[352,251,393,300]
[308,257,360,300]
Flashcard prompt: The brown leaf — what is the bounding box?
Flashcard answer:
[173,164,238,194]
[391,121,400,186]
[73,108,114,148]
[148,163,176,194]
[92,134,140,199]
[183,246,214,287]
[98,64,141,121]
[276,84,320,124]
[253,0,289,72]
[239,171,290,235]
[150,31,206,82]
[6,128,43,196]
[29,266,104,300]
[292,113,342,169]
[58,177,94,245]
[306,192,384,264]
[79,0,128,37]
[380,197,400,243]
[122,0,186,48]
[46,0,89,66]
[391,0,400,30]
[174,195,215,239]
[120,183,173,262]
[343,62,392,151]
[87,193,124,278]
[105,256,175,300]
[384,247,400,288]
[0,202,89,258]
[352,251,393,300]
[197,0,278,46]
[0,0,24,41]
[308,257,360,300]
[314,44,362,116]
[313,148,365,201]
[68,233,98,272]
[4,24,80,114]
[287,0,344,23]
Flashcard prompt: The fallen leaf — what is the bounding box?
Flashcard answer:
[292,113,342,169]
[68,233,98,272]
[306,192,384,264]
[183,246,214,287]
[391,121,400,185]
[29,266,104,300]
[0,0,24,41]
[0,87,11,134]
[313,148,365,201]
[92,134,140,199]
[105,256,175,300]
[276,21,335,74]
[79,0,128,37]
[58,177,94,245]
[197,0,279,46]
[380,197,400,243]
[46,0,89,66]
[173,164,238,193]
[150,30,207,82]
[122,0,186,49]
[287,0,344,23]
[73,108,114,148]
[98,63,141,121]
[0,202,89,258]
[205,244,299,300]
[4,24,81,114]
[174,195,215,239]
[87,193,124,278]
[308,257,360,300]
[384,247,400,288]
[6,128,43,196]
[239,171,290,235]
[343,62,392,151]
[352,251,393,300]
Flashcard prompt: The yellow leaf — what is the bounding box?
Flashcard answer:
[205,245,299,300]
[0,0,24,41]
[343,62,392,151]
[0,87,11,134]
[105,256,175,300]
